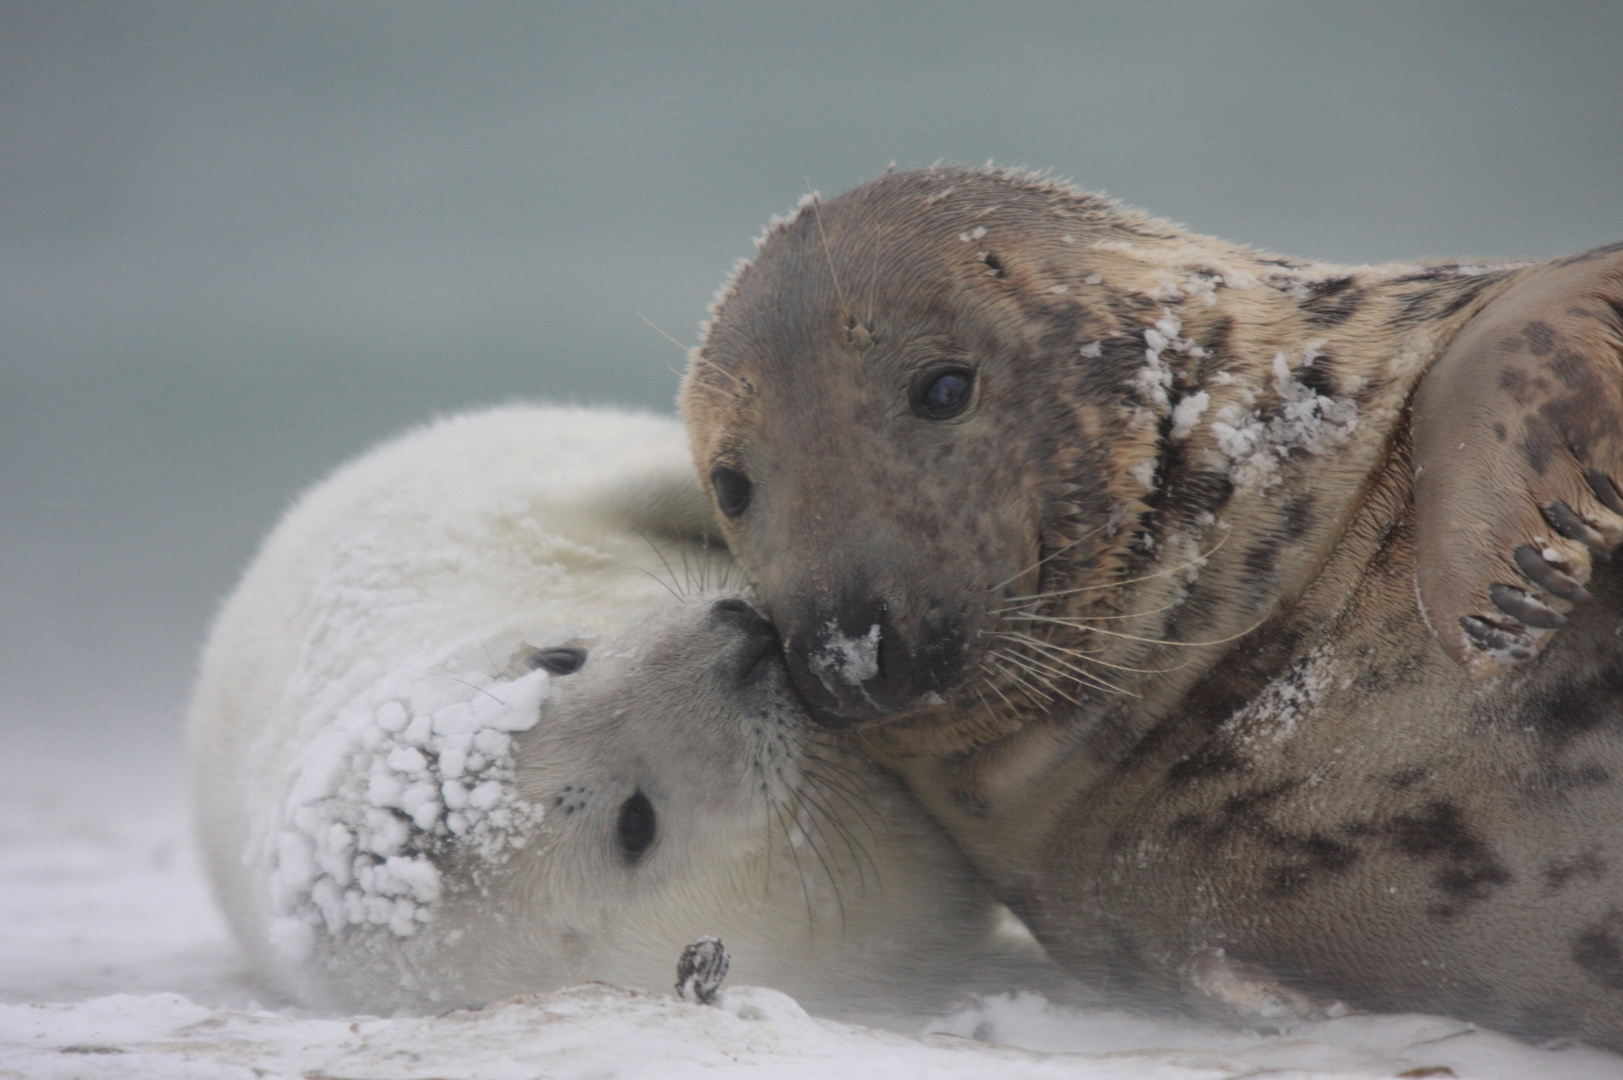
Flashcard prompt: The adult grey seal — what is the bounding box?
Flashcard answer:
[681,166,1623,1046]
[189,404,1059,1021]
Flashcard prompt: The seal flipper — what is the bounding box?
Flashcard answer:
[1413,244,1623,676]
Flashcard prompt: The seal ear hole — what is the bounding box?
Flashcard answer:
[710,466,752,518]
[911,366,977,420]
[616,791,657,865]
[531,646,587,675]
[981,252,1006,278]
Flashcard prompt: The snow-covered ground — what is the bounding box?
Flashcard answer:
[3,731,1621,1080]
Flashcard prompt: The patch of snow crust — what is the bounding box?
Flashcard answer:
[7,987,1623,1080]
[809,621,881,691]
[1208,346,1358,492]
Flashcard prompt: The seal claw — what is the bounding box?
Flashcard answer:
[1544,501,1612,560]
[1588,468,1623,517]
[1513,545,1591,604]
[1460,615,1537,662]
[1488,584,1567,629]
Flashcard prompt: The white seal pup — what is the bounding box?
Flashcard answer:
[189,404,1056,1021]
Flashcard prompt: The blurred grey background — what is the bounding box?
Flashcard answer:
[3,1,1620,790]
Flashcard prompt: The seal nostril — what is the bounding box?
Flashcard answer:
[712,598,752,615]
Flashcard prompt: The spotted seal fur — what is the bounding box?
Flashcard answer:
[682,166,1623,1045]
[189,404,1061,1021]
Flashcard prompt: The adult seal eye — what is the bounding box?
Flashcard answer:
[616,791,657,864]
[530,646,587,675]
[711,466,752,518]
[913,367,975,420]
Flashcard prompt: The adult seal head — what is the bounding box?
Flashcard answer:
[683,166,1623,1047]
[684,166,1623,737]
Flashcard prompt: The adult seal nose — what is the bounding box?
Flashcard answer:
[782,594,965,729]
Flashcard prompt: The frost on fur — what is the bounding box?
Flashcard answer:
[260,509,559,960]
[1208,346,1359,492]
[267,656,550,959]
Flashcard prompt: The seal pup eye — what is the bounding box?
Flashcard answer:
[530,646,587,675]
[912,367,976,420]
[711,466,752,518]
[616,791,657,864]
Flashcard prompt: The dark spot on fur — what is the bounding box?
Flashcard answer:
[1166,743,1247,783]
[951,784,991,816]
[1603,293,1623,335]
[1353,664,1389,694]
[1545,849,1608,894]
[1549,345,1594,390]
[1535,383,1622,470]
[1498,366,1530,403]
[1388,800,1510,914]
[1386,766,1429,789]
[1521,761,1611,804]
[1281,492,1316,540]
[1164,779,1362,898]
[1157,622,1305,740]
[1395,271,1515,327]
[1524,320,1558,356]
[1194,317,1233,382]
[1170,469,1233,522]
[1573,920,1623,990]
[981,251,1006,278]
[1233,497,1318,604]
[1300,277,1363,327]
[1270,835,1359,898]
[1527,660,1623,748]
[1520,417,1562,475]
[1554,240,1623,267]
[1298,352,1340,398]
[1243,537,1281,579]
[1090,335,1161,400]
[1493,421,1507,442]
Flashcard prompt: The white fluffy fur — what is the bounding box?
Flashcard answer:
[189,404,1054,1021]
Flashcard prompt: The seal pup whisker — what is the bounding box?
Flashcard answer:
[794,775,880,895]
[767,796,828,938]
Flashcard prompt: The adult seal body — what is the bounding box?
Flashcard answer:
[190,404,1053,1020]
[683,166,1623,1045]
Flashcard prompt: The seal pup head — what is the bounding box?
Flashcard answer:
[502,595,809,974]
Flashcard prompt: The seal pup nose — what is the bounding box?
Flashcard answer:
[709,597,781,686]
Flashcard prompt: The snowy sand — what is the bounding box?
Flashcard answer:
[3,737,1621,1079]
